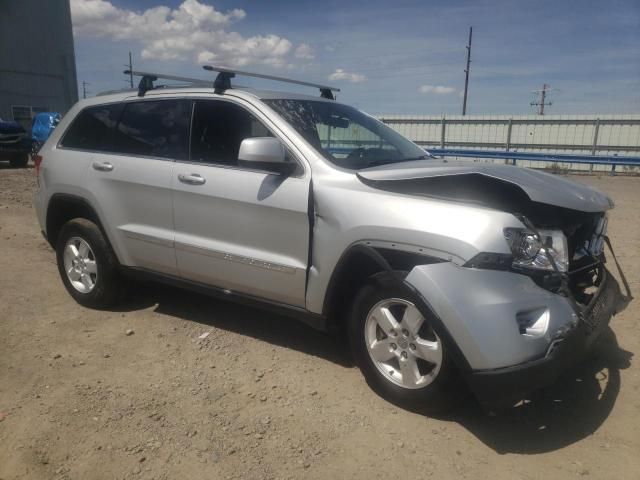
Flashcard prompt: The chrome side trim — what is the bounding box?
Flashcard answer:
[175,241,298,275]
[122,230,174,248]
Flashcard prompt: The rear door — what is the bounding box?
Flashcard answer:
[82,99,191,275]
[172,98,310,307]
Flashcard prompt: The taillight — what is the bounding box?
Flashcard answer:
[34,154,43,176]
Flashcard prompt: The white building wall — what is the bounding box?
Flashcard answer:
[378,114,640,173]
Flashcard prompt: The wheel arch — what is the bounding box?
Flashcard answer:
[322,243,441,325]
[45,194,113,254]
[323,243,472,372]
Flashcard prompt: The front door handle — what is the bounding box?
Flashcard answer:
[92,161,113,172]
[178,173,206,185]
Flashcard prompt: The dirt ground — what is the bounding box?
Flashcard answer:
[0,164,638,480]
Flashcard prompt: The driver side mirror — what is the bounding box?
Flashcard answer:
[238,137,295,175]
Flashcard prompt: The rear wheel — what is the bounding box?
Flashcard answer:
[56,218,123,308]
[9,153,28,168]
[348,273,461,412]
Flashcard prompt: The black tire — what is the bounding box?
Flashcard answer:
[348,272,463,413]
[55,218,123,308]
[9,153,28,168]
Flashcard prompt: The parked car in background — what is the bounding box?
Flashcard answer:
[32,67,632,411]
[0,117,30,167]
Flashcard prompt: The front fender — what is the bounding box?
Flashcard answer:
[405,262,578,370]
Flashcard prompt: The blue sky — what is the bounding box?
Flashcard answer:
[72,0,640,115]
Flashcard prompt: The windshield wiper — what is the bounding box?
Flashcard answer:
[398,154,431,161]
[363,155,430,168]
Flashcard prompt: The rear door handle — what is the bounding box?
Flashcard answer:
[92,161,113,172]
[178,173,206,185]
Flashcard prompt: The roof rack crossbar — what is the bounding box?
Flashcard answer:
[124,70,212,96]
[203,65,340,100]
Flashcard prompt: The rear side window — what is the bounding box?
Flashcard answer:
[112,100,191,160]
[60,104,123,151]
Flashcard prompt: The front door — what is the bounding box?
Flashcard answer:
[172,99,310,307]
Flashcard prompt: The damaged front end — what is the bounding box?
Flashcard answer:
[358,160,632,406]
[404,244,630,407]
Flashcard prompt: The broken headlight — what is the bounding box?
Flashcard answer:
[504,228,568,272]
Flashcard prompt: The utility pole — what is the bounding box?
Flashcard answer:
[531,83,552,115]
[82,81,90,99]
[462,26,472,116]
[127,52,134,88]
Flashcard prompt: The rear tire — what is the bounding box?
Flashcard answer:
[348,272,462,412]
[56,218,123,308]
[9,153,28,168]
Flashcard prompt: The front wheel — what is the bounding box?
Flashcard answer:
[348,273,462,412]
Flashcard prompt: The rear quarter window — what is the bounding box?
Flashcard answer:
[59,104,123,151]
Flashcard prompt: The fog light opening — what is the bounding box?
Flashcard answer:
[516,308,550,338]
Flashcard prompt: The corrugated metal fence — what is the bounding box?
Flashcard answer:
[378,114,640,173]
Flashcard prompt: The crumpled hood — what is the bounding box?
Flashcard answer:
[357,160,613,213]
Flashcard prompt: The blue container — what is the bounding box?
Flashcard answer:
[31,112,61,143]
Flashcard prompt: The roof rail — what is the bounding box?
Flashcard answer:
[124,70,211,96]
[202,65,340,100]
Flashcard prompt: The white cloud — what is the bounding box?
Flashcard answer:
[418,84,457,94]
[70,0,301,67]
[328,69,366,83]
[294,43,314,60]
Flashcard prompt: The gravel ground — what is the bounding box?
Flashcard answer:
[0,164,638,480]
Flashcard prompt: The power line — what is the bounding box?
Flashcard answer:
[321,45,464,64]
[462,26,472,115]
[335,60,460,75]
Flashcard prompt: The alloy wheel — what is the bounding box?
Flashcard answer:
[63,236,98,293]
[364,298,443,389]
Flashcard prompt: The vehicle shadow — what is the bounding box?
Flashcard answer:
[117,281,354,368]
[443,327,633,454]
[116,281,632,453]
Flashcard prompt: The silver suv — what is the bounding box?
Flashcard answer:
[34,67,631,410]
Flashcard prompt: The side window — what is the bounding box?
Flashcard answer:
[112,100,191,160]
[190,100,273,166]
[60,104,123,151]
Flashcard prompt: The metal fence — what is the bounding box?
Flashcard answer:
[378,114,640,173]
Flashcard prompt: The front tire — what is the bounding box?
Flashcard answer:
[348,272,461,412]
[56,218,122,308]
